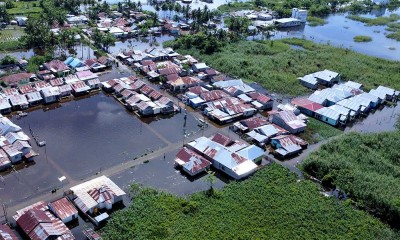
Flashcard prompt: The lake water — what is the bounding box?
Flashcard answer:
[270,13,400,60]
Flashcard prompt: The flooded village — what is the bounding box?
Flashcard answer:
[0,0,400,239]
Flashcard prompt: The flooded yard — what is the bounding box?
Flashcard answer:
[346,103,400,133]
[0,92,209,206]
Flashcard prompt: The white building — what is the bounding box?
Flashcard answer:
[70,176,126,215]
[291,8,307,23]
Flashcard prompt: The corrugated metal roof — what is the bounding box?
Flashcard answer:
[70,176,125,213]
[49,198,77,221]
[0,224,18,240]
[175,147,211,174]
[315,107,341,121]
[236,145,264,161]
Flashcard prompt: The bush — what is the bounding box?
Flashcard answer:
[102,164,399,239]
[302,131,400,227]
[353,35,373,42]
[0,54,17,65]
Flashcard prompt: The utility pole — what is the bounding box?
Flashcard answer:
[2,204,7,224]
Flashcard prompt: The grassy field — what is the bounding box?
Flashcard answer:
[0,28,24,50]
[7,1,42,15]
[299,118,343,144]
[302,131,400,228]
[353,35,373,42]
[101,164,398,239]
[166,38,400,96]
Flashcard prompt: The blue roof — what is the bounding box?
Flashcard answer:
[64,57,74,65]
[237,145,264,161]
[69,58,84,68]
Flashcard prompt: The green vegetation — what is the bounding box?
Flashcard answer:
[217,1,259,12]
[0,40,21,51]
[307,16,328,26]
[167,36,400,95]
[303,131,400,227]
[353,35,373,42]
[346,14,400,41]
[299,118,342,144]
[26,54,53,73]
[102,164,398,239]
[0,28,25,49]
[6,0,42,15]
[0,55,17,65]
[347,14,400,26]
[386,22,400,41]
[387,22,400,32]
[387,31,400,41]
[218,0,342,17]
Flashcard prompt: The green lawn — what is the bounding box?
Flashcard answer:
[165,38,400,96]
[101,164,398,239]
[7,1,42,15]
[302,131,400,228]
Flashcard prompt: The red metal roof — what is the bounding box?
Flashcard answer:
[19,85,35,94]
[188,86,208,95]
[140,85,154,95]
[0,224,18,240]
[17,210,52,234]
[210,133,232,147]
[45,60,69,72]
[50,78,64,87]
[158,67,178,76]
[175,147,211,174]
[149,90,163,100]
[240,116,269,130]
[49,198,78,221]
[200,90,229,102]
[0,73,33,86]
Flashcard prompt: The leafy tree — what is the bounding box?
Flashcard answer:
[0,6,10,23]
[4,0,14,9]
[0,55,17,65]
[20,17,54,50]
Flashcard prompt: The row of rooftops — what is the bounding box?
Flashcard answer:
[0,115,37,169]
[10,175,126,239]
[231,115,308,158]
[176,133,264,179]
[0,56,110,88]
[102,76,176,115]
[0,76,99,110]
[12,199,76,240]
[291,80,399,126]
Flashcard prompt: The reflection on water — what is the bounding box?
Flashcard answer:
[269,13,400,60]
[346,103,400,133]
[108,35,175,55]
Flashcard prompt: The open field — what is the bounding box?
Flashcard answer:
[165,38,400,96]
[302,131,400,228]
[101,164,398,239]
[0,28,24,50]
[6,0,42,15]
